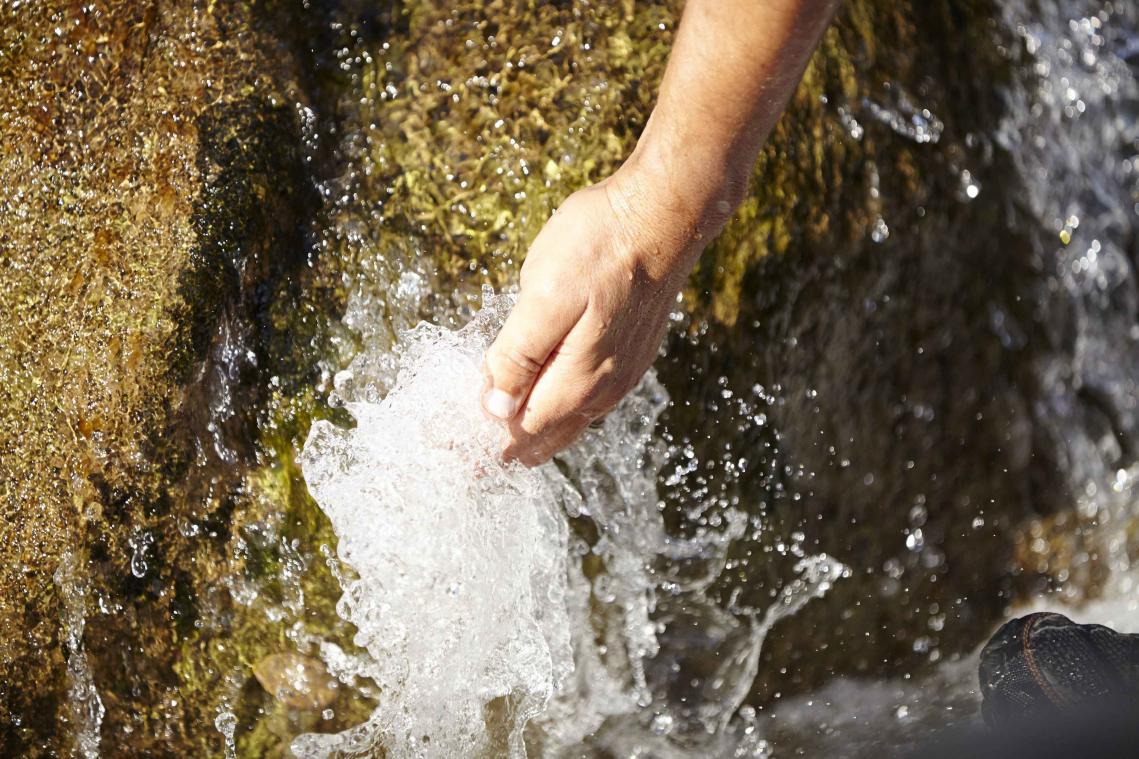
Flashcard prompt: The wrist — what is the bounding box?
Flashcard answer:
[615,114,752,255]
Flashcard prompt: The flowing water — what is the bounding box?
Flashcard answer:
[295,290,846,757]
[283,1,1139,755]
[768,0,1139,754]
[8,0,1139,756]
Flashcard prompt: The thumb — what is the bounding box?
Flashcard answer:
[483,285,581,420]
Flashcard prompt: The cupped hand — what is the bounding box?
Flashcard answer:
[481,164,713,466]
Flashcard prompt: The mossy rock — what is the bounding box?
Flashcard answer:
[0,1,357,754]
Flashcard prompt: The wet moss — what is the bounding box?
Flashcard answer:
[310,0,680,293]
[168,394,379,757]
[0,0,343,754]
[173,96,320,384]
[318,0,1011,325]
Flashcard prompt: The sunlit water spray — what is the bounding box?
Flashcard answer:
[763,2,1139,755]
[294,291,846,756]
[296,294,574,757]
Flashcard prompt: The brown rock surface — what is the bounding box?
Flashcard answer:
[0,1,320,753]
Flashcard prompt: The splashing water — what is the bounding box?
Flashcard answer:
[761,3,1139,754]
[999,0,1139,576]
[214,710,238,759]
[295,291,846,756]
[296,294,572,757]
[54,553,105,759]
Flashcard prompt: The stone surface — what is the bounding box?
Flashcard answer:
[0,0,329,754]
[254,652,339,712]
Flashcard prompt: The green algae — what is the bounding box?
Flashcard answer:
[326,0,1010,326]
[316,0,679,290]
[170,420,378,757]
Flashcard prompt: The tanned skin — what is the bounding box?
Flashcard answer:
[482,0,842,465]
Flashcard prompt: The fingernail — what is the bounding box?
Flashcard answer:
[483,388,519,420]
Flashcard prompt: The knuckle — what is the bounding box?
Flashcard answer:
[581,391,619,419]
[592,355,618,382]
[528,278,564,305]
[583,360,638,412]
[489,344,543,378]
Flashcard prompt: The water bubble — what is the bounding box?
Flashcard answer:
[128,530,154,579]
[960,169,982,200]
[870,217,890,243]
[836,105,865,140]
[861,90,944,144]
[908,505,928,528]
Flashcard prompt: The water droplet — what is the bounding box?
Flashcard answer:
[870,217,890,243]
[215,711,237,759]
[128,531,154,579]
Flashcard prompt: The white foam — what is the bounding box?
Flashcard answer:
[296,295,575,757]
[295,291,845,756]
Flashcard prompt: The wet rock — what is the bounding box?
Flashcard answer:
[253,652,339,712]
[316,0,1066,714]
[319,0,1136,724]
[0,0,325,754]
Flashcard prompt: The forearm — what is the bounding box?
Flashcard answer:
[483,0,839,462]
[614,0,841,271]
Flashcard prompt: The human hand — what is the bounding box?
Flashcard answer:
[476,0,840,465]
[481,159,723,466]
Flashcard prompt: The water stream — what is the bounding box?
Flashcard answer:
[295,290,846,757]
[287,0,1139,756]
